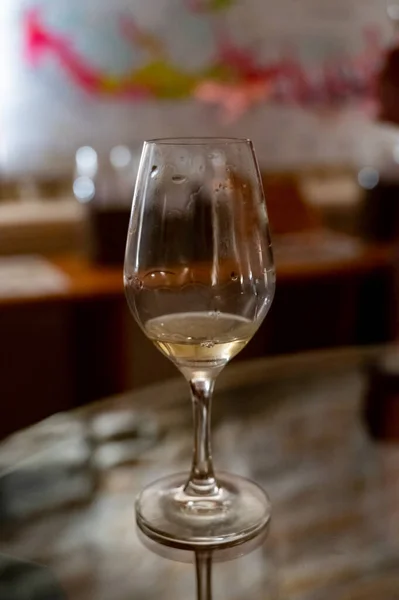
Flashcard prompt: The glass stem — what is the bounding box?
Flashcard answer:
[195,552,212,600]
[185,377,218,496]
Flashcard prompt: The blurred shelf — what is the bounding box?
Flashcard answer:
[0,199,84,256]
[0,236,396,438]
[0,234,395,308]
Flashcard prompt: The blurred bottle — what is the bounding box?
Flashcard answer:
[359,156,399,243]
[363,10,399,243]
[73,145,139,265]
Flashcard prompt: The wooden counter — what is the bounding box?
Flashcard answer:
[0,236,397,439]
[0,236,395,307]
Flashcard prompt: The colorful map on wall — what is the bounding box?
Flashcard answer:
[23,0,388,120]
[1,0,395,173]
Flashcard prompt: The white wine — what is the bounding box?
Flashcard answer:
[145,312,257,371]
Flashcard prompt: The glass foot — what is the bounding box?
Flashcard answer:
[136,472,271,549]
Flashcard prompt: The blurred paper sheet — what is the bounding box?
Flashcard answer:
[274,231,362,265]
[0,255,69,298]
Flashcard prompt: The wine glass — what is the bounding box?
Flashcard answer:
[124,138,275,548]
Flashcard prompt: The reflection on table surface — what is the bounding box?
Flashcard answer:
[137,525,277,600]
[0,346,398,599]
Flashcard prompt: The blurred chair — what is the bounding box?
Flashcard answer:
[247,171,398,356]
[262,172,323,235]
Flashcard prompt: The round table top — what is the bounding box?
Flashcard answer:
[0,347,398,600]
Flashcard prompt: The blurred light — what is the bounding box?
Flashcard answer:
[358,167,379,190]
[73,176,95,203]
[110,145,132,169]
[387,3,399,20]
[75,146,98,177]
[393,142,399,164]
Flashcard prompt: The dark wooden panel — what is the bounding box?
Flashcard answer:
[0,304,74,438]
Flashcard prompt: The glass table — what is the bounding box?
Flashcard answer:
[0,347,398,599]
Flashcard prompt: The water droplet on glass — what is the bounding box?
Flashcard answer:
[230,271,238,281]
[172,175,187,184]
[132,277,143,290]
[208,311,219,320]
[201,340,215,349]
[151,166,158,178]
[221,239,228,252]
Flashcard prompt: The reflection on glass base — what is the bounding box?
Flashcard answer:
[137,520,270,561]
[135,472,271,549]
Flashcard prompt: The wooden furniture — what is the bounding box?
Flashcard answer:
[0,241,396,439]
[0,256,128,438]
[0,242,394,308]
[0,199,84,256]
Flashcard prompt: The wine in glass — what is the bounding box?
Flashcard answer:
[124,138,275,548]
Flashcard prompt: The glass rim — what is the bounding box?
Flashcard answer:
[144,137,252,146]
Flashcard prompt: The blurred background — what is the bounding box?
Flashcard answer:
[1,3,399,599]
[2,0,399,438]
